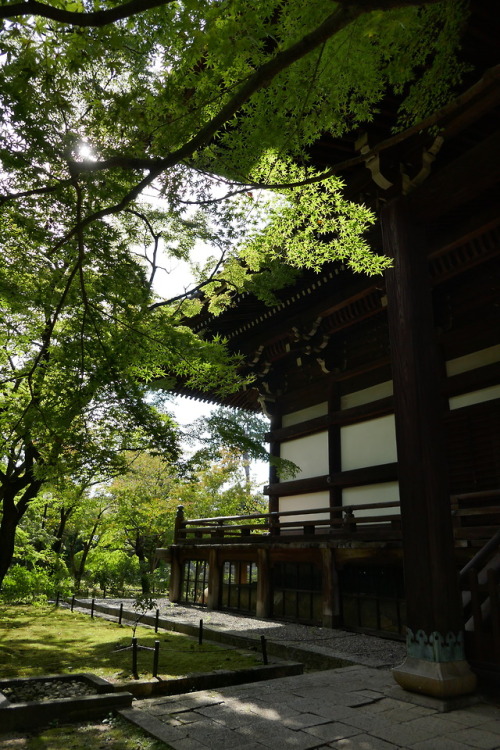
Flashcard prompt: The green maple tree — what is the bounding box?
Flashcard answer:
[0,0,469,586]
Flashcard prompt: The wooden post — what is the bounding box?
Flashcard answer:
[132,638,138,680]
[321,547,339,628]
[237,562,248,584]
[256,548,271,619]
[206,549,220,610]
[174,505,185,542]
[260,635,268,665]
[169,548,182,603]
[382,197,476,698]
[328,384,343,526]
[153,640,160,678]
[268,412,281,536]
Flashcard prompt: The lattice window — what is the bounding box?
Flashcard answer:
[272,562,322,624]
[340,565,405,637]
[220,561,258,613]
[180,559,208,605]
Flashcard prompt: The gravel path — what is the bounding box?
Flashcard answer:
[87,598,406,668]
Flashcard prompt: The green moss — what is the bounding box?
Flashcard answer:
[0,605,260,681]
[4,716,170,749]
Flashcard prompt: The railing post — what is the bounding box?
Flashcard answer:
[174,505,186,542]
[269,510,280,537]
[343,507,356,534]
[488,568,500,661]
[213,520,225,539]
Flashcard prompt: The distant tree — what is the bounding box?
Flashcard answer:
[188,405,298,482]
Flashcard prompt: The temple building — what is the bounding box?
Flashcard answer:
[157,6,500,698]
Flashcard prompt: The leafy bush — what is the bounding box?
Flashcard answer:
[83,549,140,596]
[1,564,73,603]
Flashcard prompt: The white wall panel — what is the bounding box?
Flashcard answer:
[280,431,329,480]
[278,492,330,522]
[341,380,393,410]
[446,344,500,376]
[341,414,397,471]
[343,481,400,517]
[449,384,500,410]
[282,402,328,428]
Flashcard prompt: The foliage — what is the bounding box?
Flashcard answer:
[187,405,298,479]
[1,564,72,603]
[83,548,139,595]
[0,0,471,585]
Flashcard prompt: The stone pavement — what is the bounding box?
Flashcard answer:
[119,664,500,750]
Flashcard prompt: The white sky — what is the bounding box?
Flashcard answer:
[150,238,270,489]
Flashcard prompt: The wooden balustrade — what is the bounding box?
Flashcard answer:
[451,489,500,544]
[173,501,402,545]
[459,528,500,669]
[174,489,499,547]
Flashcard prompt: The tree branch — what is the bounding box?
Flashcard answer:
[0,0,176,27]
[70,0,443,179]
[0,179,73,206]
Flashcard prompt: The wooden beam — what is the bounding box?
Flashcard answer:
[264,462,398,496]
[410,127,500,220]
[266,396,394,442]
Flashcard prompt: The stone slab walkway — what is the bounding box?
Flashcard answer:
[119,665,500,750]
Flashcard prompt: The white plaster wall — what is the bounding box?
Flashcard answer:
[280,431,329,480]
[281,402,328,428]
[343,481,400,518]
[449,384,500,411]
[446,344,500,376]
[341,380,393,410]
[278,491,330,522]
[340,414,397,471]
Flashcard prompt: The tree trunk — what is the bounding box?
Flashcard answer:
[53,506,72,555]
[0,503,20,589]
[134,536,151,595]
[0,479,43,589]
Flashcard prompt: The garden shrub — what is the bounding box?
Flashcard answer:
[1,564,73,603]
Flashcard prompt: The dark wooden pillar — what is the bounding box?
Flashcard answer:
[321,547,339,628]
[328,384,342,525]
[207,549,221,610]
[268,412,281,535]
[169,548,182,603]
[382,197,476,698]
[256,548,271,618]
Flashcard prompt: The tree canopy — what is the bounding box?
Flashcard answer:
[0,0,470,586]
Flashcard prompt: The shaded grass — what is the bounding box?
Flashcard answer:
[0,605,260,682]
[0,715,170,749]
